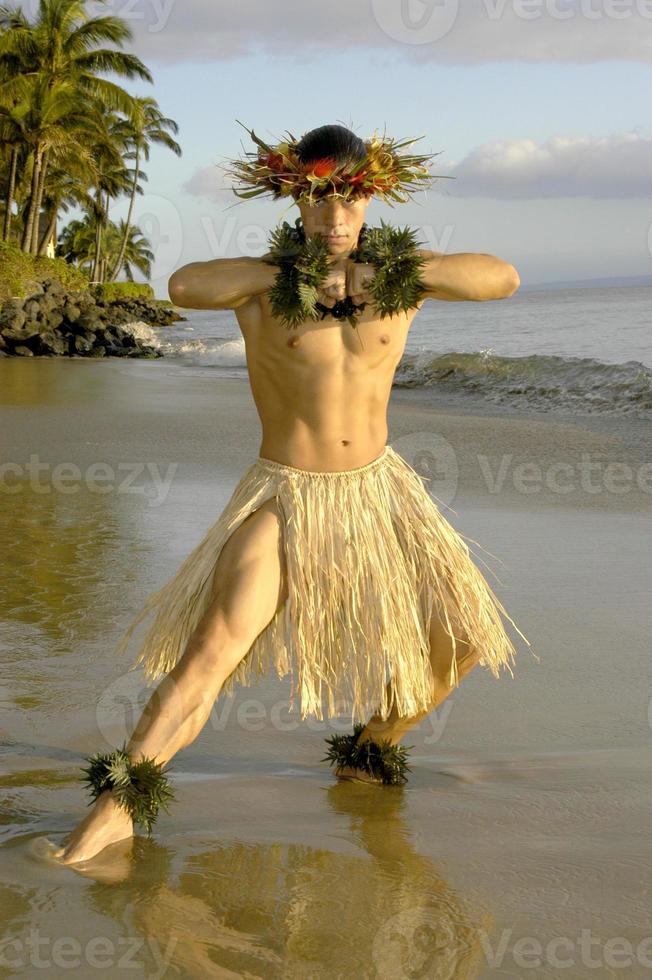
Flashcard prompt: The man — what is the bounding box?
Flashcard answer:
[53,123,529,865]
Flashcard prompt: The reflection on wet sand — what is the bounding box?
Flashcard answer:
[65,782,492,979]
[0,476,145,652]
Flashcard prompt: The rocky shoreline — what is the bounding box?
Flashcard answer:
[0,278,186,358]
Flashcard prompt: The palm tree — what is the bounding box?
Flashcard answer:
[0,6,33,242]
[0,95,26,241]
[34,147,99,256]
[57,212,153,281]
[56,214,96,271]
[14,76,104,253]
[107,96,181,282]
[87,115,134,280]
[106,218,153,282]
[0,0,153,253]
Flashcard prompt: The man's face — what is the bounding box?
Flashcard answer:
[296,193,372,257]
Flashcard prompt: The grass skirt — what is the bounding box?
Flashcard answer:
[113,444,532,724]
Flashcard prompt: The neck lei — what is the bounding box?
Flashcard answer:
[262,217,428,329]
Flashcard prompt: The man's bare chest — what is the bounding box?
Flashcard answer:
[236,295,421,367]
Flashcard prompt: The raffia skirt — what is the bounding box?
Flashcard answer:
[112,444,532,724]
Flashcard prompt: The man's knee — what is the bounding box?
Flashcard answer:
[429,612,482,689]
[453,640,482,680]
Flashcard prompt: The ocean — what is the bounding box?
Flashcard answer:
[128,283,652,419]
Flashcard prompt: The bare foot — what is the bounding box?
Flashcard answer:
[335,764,383,785]
[52,789,134,865]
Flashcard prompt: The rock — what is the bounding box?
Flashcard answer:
[37,329,67,356]
[0,306,27,331]
[44,310,64,330]
[73,334,95,353]
[0,285,168,358]
[62,302,81,322]
[3,318,40,342]
[24,299,41,318]
[76,313,100,332]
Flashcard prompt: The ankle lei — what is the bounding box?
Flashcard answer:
[322,723,413,785]
[80,744,175,835]
[262,218,429,329]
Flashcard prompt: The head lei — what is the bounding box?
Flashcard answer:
[220,119,448,207]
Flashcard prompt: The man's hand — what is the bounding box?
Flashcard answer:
[317,260,376,308]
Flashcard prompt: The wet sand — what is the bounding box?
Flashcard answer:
[1,357,651,978]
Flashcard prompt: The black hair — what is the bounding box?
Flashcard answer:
[296,124,367,166]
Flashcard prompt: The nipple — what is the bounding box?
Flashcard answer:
[380,334,390,344]
[287,335,301,348]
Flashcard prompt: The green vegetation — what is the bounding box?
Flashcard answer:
[0,239,88,300]
[89,281,154,303]
[0,0,182,295]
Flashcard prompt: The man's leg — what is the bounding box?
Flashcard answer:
[55,497,288,864]
[352,591,483,751]
[123,497,288,766]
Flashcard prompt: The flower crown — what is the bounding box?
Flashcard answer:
[220,119,450,206]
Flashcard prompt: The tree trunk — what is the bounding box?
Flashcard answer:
[31,148,49,255]
[37,205,57,256]
[21,144,41,252]
[2,145,18,243]
[91,189,103,281]
[108,142,140,281]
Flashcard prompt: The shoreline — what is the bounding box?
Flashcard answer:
[0,277,185,359]
[1,357,649,516]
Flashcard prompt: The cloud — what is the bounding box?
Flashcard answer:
[73,0,652,65]
[441,131,652,198]
[182,163,235,203]
[183,131,651,203]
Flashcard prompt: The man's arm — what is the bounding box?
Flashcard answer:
[168,255,277,310]
[418,249,520,302]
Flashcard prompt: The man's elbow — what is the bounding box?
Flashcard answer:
[503,264,520,298]
[168,269,187,306]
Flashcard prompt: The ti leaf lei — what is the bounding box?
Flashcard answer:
[261,217,429,329]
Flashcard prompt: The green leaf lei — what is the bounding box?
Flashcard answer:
[322,722,414,786]
[80,743,176,835]
[261,217,429,329]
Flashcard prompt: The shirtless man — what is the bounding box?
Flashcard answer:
[53,156,519,866]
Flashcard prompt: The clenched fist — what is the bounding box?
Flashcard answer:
[317,260,376,309]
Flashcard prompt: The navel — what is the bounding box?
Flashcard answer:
[341,439,350,446]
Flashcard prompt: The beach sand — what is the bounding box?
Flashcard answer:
[1,357,651,978]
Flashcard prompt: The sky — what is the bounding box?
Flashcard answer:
[25,0,652,296]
